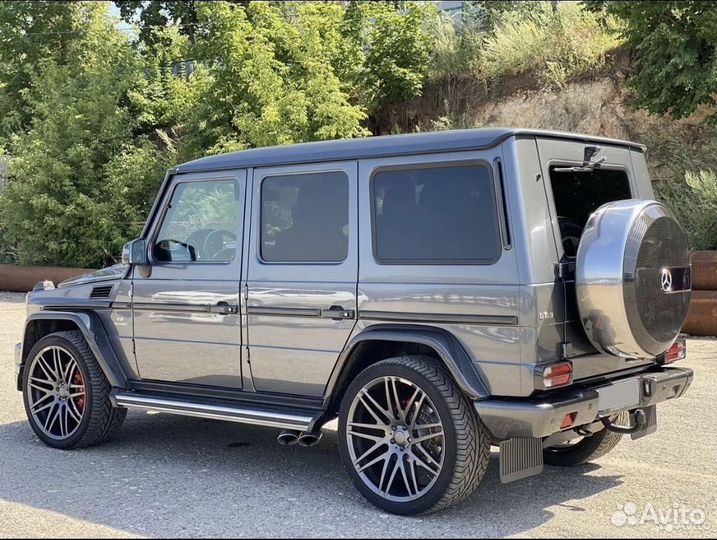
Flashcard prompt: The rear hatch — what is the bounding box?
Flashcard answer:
[535,137,657,382]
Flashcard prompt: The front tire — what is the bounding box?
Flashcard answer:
[22,331,126,449]
[337,356,490,515]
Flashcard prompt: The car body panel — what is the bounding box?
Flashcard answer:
[130,170,246,388]
[17,129,681,428]
[245,161,359,397]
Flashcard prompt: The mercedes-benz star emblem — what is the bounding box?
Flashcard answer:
[660,268,673,292]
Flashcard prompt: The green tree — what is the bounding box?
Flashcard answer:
[586,1,717,120]
[0,2,93,142]
[181,1,368,157]
[341,1,437,117]
[114,0,247,46]
[0,3,172,267]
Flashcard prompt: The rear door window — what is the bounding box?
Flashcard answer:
[261,171,349,263]
[372,163,500,264]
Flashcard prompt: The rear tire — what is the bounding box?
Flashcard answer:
[337,356,490,515]
[543,412,628,466]
[22,331,126,449]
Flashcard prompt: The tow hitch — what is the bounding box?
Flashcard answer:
[601,406,657,439]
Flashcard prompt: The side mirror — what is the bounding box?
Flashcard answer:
[121,238,149,266]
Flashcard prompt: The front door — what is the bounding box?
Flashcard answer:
[246,161,358,397]
[132,171,246,388]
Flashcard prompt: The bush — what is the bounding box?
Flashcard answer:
[656,169,717,250]
[480,2,623,86]
[586,1,717,121]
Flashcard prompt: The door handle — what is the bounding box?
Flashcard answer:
[320,305,355,320]
[209,302,239,314]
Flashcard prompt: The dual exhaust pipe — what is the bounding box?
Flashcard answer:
[277,429,322,447]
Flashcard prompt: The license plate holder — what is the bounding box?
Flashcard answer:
[597,378,640,414]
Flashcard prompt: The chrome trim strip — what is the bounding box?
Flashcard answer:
[130,302,236,314]
[112,392,313,430]
[359,310,519,326]
[247,306,322,318]
[42,302,112,310]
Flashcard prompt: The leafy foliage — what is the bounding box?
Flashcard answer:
[586,1,717,120]
[181,1,368,157]
[114,0,247,46]
[0,4,175,267]
[0,1,714,268]
[355,1,437,107]
[480,2,624,86]
[0,2,98,143]
[656,169,717,250]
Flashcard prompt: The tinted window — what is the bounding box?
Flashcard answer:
[373,163,500,263]
[549,166,631,257]
[154,180,241,263]
[261,172,349,262]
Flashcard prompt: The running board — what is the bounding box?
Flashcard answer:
[112,391,316,431]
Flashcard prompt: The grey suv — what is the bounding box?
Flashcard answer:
[15,128,693,514]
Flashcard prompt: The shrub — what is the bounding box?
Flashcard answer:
[656,169,717,250]
[586,1,717,121]
[480,2,623,85]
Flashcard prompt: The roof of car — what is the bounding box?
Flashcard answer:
[174,127,645,174]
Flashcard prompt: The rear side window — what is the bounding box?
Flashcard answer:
[261,171,349,263]
[372,163,500,263]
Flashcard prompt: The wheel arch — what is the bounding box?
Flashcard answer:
[18,311,128,391]
[323,325,489,414]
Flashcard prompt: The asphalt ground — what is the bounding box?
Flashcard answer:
[1,291,715,538]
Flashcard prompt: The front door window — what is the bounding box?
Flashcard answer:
[154,180,241,263]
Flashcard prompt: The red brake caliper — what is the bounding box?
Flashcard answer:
[73,371,85,412]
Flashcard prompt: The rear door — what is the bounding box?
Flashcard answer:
[535,138,654,375]
[245,161,358,397]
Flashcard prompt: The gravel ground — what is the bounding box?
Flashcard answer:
[1,291,715,538]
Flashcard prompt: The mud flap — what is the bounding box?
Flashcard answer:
[499,437,544,483]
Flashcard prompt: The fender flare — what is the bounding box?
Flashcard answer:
[21,311,128,389]
[323,324,490,409]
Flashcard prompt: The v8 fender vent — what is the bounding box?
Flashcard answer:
[90,285,113,299]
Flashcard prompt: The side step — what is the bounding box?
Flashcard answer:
[112,391,316,431]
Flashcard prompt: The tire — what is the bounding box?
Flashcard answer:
[337,356,490,515]
[543,411,628,467]
[22,331,126,450]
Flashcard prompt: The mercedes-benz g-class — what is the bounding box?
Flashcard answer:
[15,128,693,514]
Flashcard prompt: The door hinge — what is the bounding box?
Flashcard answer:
[554,261,575,280]
[560,342,573,359]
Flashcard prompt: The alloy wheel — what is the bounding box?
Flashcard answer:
[345,376,445,502]
[25,346,86,440]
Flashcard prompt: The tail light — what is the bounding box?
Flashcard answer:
[664,338,686,364]
[541,362,573,389]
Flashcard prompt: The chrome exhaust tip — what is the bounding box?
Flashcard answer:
[297,431,322,447]
[277,429,300,446]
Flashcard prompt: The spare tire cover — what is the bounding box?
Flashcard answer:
[576,199,691,358]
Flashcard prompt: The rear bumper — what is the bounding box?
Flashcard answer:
[475,367,693,439]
